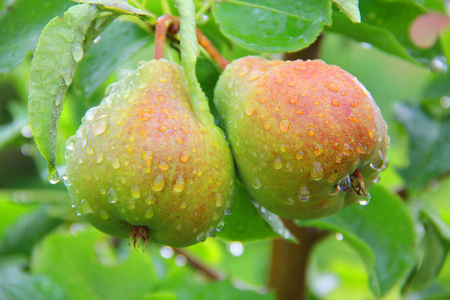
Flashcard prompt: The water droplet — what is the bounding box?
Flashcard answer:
[92,115,109,136]
[356,143,367,154]
[77,199,92,215]
[245,102,256,115]
[145,208,154,218]
[176,223,183,231]
[99,210,109,220]
[370,150,384,170]
[285,162,293,172]
[144,194,155,205]
[338,176,351,191]
[314,144,323,156]
[287,198,294,205]
[289,95,299,104]
[127,198,136,210]
[49,170,59,184]
[280,119,290,132]
[215,193,223,207]
[158,94,167,103]
[65,137,75,151]
[85,107,99,121]
[157,75,169,83]
[299,186,310,202]
[335,154,343,164]
[358,194,371,206]
[295,109,305,115]
[296,151,305,160]
[107,188,118,203]
[252,178,262,189]
[273,157,283,169]
[216,221,226,232]
[323,81,339,92]
[71,45,83,63]
[158,161,169,171]
[224,202,233,215]
[332,98,340,106]
[130,185,141,199]
[179,126,189,135]
[100,188,106,195]
[180,203,187,209]
[280,144,287,152]
[173,175,185,193]
[112,158,121,169]
[238,65,250,77]
[311,162,323,180]
[342,144,352,156]
[158,125,168,132]
[96,152,104,164]
[197,232,207,242]
[264,120,271,130]
[152,175,165,191]
[367,129,374,140]
[180,150,189,162]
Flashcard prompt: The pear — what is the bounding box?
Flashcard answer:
[64,59,234,247]
[214,56,389,219]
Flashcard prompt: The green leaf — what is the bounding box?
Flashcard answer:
[213,0,331,53]
[394,103,450,192]
[175,279,274,300]
[32,229,158,300]
[0,0,74,73]
[218,181,293,242]
[75,19,153,98]
[328,0,444,66]
[72,0,156,22]
[403,209,449,293]
[28,4,116,182]
[332,0,361,23]
[0,264,66,300]
[0,207,63,257]
[297,185,416,297]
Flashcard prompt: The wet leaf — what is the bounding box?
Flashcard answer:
[328,0,444,66]
[0,264,65,300]
[403,208,449,293]
[394,103,450,192]
[218,181,293,242]
[32,229,158,300]
[28,4,116,182]
[333,0,361,23]
[0,207,63,257]
[297,185,416,297]
[0,0,74,73]
[75,20,153,98]
[213,0,331,53]
[72,0,156,22]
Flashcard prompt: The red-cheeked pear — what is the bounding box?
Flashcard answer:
[214,56,389,220]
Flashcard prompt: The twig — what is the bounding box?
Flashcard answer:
[173,248,223,281]
[196,28,229,70]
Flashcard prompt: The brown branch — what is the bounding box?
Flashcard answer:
[196,28,229,70]
[173,248,223,281]
[269,220,328,300]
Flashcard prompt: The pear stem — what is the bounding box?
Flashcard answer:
[154,14,176,60]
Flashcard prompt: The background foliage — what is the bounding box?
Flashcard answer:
[1,0,450,299]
